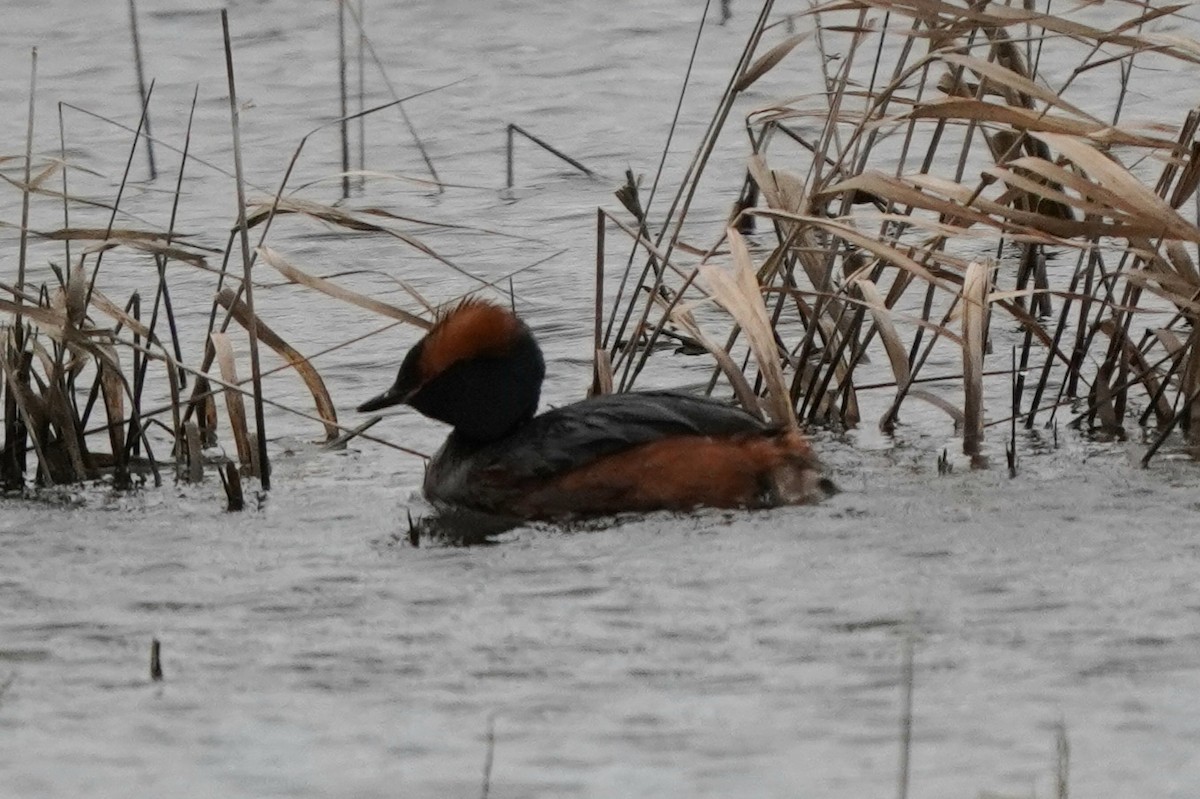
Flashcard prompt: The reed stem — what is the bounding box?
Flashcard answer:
[222,9,272,491]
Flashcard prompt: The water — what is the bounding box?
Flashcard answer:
[3,1,1200,797]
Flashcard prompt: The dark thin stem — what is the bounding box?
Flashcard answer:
[338,0,350,199]
[504,124,597,188]
[222,10,271,490]
[481,714,496,799]
[150,638,163,681]
[130,86,199,467]
[84,80,156,309]
[618,0,775,392]
[127,0,157,179]
[356,0,366,190]
[897,632,913,799]
[16,48,37,332]
[592,208,605,394]
[603,0,712,354]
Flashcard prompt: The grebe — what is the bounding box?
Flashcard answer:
[358,299,829,520]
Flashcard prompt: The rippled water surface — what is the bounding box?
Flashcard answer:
[3,1,1200,797]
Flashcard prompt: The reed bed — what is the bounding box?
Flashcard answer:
[602,0,1200,466]
[5,0,1200,505]
[0,11,457,503]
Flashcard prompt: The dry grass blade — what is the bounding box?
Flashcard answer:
[1095,319,1174,428]
[909,389,965,428]
[39,227,209,245]
[80,237,210,267]
[0,298,122,373]
[901,98,1171,147]
[97,344,128,480]
[0,347,54,485]
[90,288,152,340]
[210,332,253,471]
[216,287,339,441]
[1165,240,1200,287]
[668,302,764,417]
[937,52,1099,123]
[65,261,87,329]
[854,277,910,429]
[1033,132,1200,243]
[736,32,812,92]
[246,198,482,284]
[258,245,431,329]
[183,420,203,482]
[592,349,613,397]
[1124,271,1200,317]
[44,383,88,481]
[700,228,797,430]
[961,261,989,457]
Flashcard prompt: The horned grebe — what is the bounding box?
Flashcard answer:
[358,300,829,520]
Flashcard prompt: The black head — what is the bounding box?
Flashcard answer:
[357,300,545,442]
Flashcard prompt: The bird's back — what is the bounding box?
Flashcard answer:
[424,391,825,519]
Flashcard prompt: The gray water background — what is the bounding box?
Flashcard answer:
[2,1,1200,796]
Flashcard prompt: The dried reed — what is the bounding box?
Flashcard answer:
[9,0,1200,507]
[222,9,271,490]
[602,0,1200,464]
[1,11,446,502]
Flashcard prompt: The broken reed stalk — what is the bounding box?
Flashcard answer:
[221,9,271,491]
[480,713,496,799]
[150,637,163,681]
[220,461,244,511]
[896,632,913,799]
[1008,346,1019,477]
[0,672,16,702]
[57,103,71,270]
[1055,721,1069,799]
[126,0,157,180]
[504,124,597,189]
[592,207,606,395]
[337,0,350,199]
[962,262,988,458]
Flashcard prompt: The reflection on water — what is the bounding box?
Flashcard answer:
[2,0,1200,797]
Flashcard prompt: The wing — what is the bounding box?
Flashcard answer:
[468,390,772,483]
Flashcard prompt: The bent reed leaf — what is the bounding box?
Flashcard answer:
[257,245,431,329]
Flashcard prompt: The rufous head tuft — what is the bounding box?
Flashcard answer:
[358,297,544,439]
[417,299,525,384]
